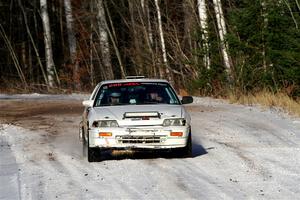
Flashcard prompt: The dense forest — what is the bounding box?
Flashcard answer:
[0,0,299,97]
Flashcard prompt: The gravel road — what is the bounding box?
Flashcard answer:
[0,95,299,199]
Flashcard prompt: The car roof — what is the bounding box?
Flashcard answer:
[99,78,169,85]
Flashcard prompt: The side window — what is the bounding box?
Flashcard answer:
[165,86,179,104]
[95,87,108,106]
[95,91,104,106]
[90,84,100,100]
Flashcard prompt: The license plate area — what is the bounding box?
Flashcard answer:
[116,131,167,144]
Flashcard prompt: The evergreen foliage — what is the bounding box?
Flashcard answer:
[225,0,300,96]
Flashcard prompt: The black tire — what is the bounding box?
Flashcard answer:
[88,147,98,162]
[87,134,100,162]
[83,127,88,145]
[81,127,85,143]
[182,133,192,157]
[173,132,192,158]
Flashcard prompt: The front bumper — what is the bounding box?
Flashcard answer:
[88,126,189,149]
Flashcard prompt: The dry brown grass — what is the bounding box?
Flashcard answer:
[228,91,300,117]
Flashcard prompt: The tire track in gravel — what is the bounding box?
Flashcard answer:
[0,134,22,200]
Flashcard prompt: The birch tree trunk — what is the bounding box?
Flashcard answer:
[64,0,79,89]
[141,0,145,11]
[96,0,114,80]
[40,0,55,87]
[154,0,171,81]
[213,0,231,76]
[197,0,210,69]
[145,0,153,45]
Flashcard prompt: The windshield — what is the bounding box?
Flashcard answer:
[94,82,180,106]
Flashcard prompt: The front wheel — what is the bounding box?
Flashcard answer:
[88,146,99,162]
[173,133,192,158]
[87,134,101,162]
[182,133,192,157]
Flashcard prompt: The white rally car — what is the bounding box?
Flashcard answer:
[80,77,193,162]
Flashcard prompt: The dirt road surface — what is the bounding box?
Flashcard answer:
[1,95,299,199]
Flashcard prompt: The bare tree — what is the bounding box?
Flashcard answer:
[18,0,48,85]
[283,0,298,29]
[0,23,28,88]
[197,0,210,69]
[154,0,171,81]
[145,0,153,46]
[296,0,300,10]
[213,0,232,77]
[128,0,143,74]
[40,0,56,87]
[138,0,156,76]
[104,2,126,78]
[64,0,79,89]
[96,0,114,80]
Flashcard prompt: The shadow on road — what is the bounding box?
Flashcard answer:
[83,141,207,162]
[192,142,208,157]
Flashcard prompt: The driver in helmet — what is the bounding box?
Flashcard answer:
[147,88,163,103]
[109,92,121,105]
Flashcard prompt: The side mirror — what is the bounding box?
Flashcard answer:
[181,96,193,104]
[82,100,93,107]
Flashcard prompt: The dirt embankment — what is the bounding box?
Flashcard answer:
[0,100,83,119]
[0,100,84,132]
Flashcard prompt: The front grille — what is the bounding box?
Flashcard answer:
[116,135,166,144]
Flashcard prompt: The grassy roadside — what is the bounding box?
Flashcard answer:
[228,91,300,117]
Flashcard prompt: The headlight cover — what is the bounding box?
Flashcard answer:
[92,120,119,127]
[163,118,186,126]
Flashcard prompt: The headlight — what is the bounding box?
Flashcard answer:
[92,120,119,127]
[163,118,186,126]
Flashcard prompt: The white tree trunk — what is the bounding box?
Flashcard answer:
[40,0,55,87]
[296,0,300,11]
[197,0,210,69]
[213,0,231,75]
[141,0,145,12]
[96,0,114,80]
[145,0,153,45]
[64,0,79,87]
[154,0,171,81]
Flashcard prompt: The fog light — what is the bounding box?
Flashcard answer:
[170,132,183,137]
[99,132,112,137]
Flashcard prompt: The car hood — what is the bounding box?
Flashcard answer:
[89,104,188,127]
